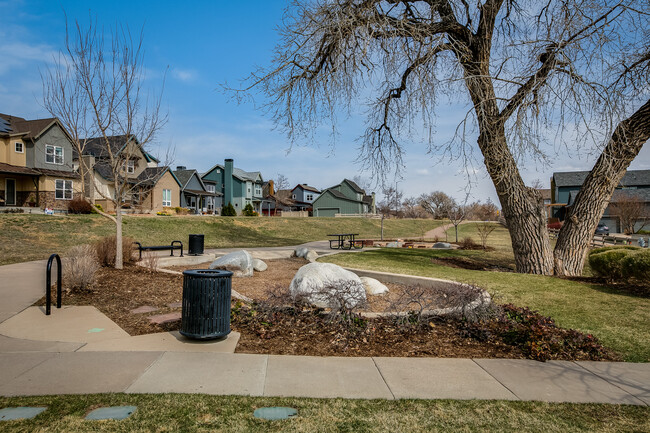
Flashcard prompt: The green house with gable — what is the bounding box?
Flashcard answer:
[201,158,264,215]
[312,179,376,217]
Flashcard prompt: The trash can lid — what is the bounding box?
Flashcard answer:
[182,269,233,278]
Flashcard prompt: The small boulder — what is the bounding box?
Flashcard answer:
[360,277,389,295]
[433,242,452,249]
[253,258,267,272]
[293,247,319,262]
[289,262,366,308]
[209,250,253,277]
[386,241,403,248]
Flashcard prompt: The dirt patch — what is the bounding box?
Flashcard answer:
[431,256,513,272]
[35,262,616,361]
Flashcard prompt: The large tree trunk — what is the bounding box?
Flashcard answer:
[554,98,650,276]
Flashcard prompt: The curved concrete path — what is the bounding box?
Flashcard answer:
[0,250,648,404]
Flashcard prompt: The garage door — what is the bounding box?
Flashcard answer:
[315,207,339,217]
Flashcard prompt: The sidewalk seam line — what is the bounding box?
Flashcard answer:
[124,351,166,394]
[261,354,269,397]
[571,361,647,406]
[471,359,521,401]
[371,357,396,400]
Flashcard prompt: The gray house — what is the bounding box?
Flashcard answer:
[551,169,650,233]
[291,184,321,210]
[173,166,222,214]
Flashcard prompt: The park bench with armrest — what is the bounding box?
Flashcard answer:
[134,240,183,260]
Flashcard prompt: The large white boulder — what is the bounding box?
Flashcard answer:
[289,262,366,308]
[209,250,253,277]
[360,277,389,296]
[293,247,319,262]
[253,258,267,272]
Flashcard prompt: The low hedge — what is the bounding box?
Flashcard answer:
[588,246,649,281]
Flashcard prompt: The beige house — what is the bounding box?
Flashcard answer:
[78,135,181,213]
[0,114,81,210]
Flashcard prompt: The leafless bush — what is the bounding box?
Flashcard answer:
[476,222,497,249]
[96,235,135,267]
[459,237,479,250]
[63,245,99,291]
[141,251,159,272]
[291,281,368,325]
[388,283,491,326]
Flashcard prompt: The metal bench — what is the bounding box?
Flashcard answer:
[134,240,183,260]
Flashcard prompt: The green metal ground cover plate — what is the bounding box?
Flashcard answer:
[85,406,137,420]
[0,407,47,421]
[253,407,298,420]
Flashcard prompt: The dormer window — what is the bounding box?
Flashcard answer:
[15,142,23,153]
[45,145,63,165]
[306,194,313,201]
[127,160,135,174]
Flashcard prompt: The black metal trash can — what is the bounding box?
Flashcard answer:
[180,269,232,340]
[188,234,204,255]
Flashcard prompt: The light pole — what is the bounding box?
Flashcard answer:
[394,180,400,218]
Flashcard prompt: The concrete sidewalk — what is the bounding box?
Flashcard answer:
[0,253,648,405]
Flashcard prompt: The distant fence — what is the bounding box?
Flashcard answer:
[335,213,381,219]
[277,210,309,218]
[548,228,633,247]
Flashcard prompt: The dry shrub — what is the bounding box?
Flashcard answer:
[67,198,93,214]
[141,251,159,272]
[458,236,480,250]
[63,244,99,291]
[95,235,135,267]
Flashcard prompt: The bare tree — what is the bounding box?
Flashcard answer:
[466,198,499,221]
[378,185,403,217]
[610,192,650,234]
[274,173,291,191]
[448,201,467,243]
[235,0,649,276]
[352,175,373,192]
[43,18,166,269]
[476,221,497,249]
[402,196,427,218]
[419,191,454,220]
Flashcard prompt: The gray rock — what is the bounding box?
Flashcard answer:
[433,242,452,249]
[360,277,389,295]
[253,258,267,272]
[289,263,366,308]
[293,247,319,262]
[209,250,253,277]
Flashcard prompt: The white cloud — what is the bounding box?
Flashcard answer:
[171,68,198,83]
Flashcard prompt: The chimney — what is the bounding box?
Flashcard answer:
[269,179,275,196]
[81,155,96,201]
[176,165,186,170]
[224,159,233,207]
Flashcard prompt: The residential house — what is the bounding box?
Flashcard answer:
[291,184,321,211]
[173,166,222,214]
[0,113,80,210]
[551,169,650,232]
[201,158,264,215]
[312,179,376,217]
[78,135,181,213]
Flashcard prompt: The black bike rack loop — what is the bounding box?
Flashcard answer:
[46,254,62,315]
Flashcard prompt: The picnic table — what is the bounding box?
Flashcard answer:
[327,233,363,250]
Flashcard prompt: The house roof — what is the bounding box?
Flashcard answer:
[322,188,364,204]
[137,167,171,186]
[343,178,365,194]
[554,170,650,188]
[0,162,40,176]
[0,113,58,140]
[293,184,320,193]
[362,195,373,205]
[0,162,78,178]
[173,168,209,192]
[0,117,11,134]
[568,188,650,206]
[81,135,135,158]
[202,162,263,183]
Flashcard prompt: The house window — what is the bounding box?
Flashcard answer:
[127,160,135,174]
[216,169,221,173]
[46,145,64,165]
[292,194,296,199]
[162,189,171,207]
[306,194,313,201]
[15,142,23,153]
[206,184,215,193]
[55,179,73,200]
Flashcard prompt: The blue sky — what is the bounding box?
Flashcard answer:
[1,0,648,205]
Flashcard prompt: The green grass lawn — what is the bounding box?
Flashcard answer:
[0,394,647,432]
[0,214,441,265]
[321,247,650,362]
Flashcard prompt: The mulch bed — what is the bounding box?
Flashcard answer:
[36,261,618,361]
